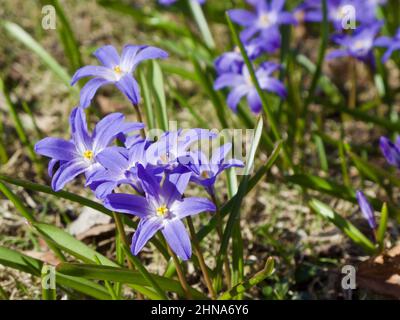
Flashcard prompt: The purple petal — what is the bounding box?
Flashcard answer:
[326,49,349,60]
[131,217,163,255]
[71,66,115,85]
[137,164,161,202]
[51,160,87,191]
[214,73,245,90]
[48,159,60,177]
[162,171,192,206]
[380,136,400,167]
[93,45,120,68]
[227,85,249,112]
[96,147,128,172]
[35,137,77,161]
[120,45,168,72]
[104,193,151,218]
[271,0,285,11]
[262,78,287,98]
[211,143,232,165]
[162,219,192,260]
[70,107,92,153]
[115,73,141,106]
[246,90,262,114]
[79,78,113,109]
[92,113,126,151]
[356,190,377,230]
[229,9,257,26]
[374,36,392,47]
[171,197,216,219]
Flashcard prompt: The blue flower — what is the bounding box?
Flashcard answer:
[301,0,383,29]
[104,164,216,260]
[326,22,382,64]
[356,190,377,230]
[379,136,400,169]
[34,107,144,191]
[229,0,296,43]
[214,62,287,113]
[375,28,400,63]
[185,143,244,195]
[214,35,280,74]
[71,45,168,108]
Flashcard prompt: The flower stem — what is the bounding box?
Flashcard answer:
[112,212,144,300]
[349,59,357,109]
[133,104,146,138]
[167,245,193,300]
[211,193,231,288]
[187,216,216,299]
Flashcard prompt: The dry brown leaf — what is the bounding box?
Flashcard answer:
[358,245,400,299]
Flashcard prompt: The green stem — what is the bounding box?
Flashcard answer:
[167,245,192,300]
[187,216,216,299]
[187,0,215,49]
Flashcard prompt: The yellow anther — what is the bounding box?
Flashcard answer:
[201,171,210,179]
[114,65,122,74]
[156,205,169,217]
[83,150,93,160]
[259,13,270,27]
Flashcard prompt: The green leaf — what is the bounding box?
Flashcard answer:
[57,263,207,299]
[187,0,215,49]
[218,257,275,300]
[33,223,117,267]
[197,140,283,242]
[42,0,83,72]
[41,265,56,300]
[215,117,263,278]
[138,68,155,130]
[150,61,169,131]
[2,21,73,89]
[377,203,388,251]
[309,199,376,254]
[0,247,111,299]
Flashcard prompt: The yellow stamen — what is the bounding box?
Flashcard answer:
[259,13,270,27]
[83,150,93,160]
[156,205,169,217]
[114,65,122,74]
[201,171,210,179]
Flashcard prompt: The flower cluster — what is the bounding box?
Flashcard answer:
[298,0,400,66]
[35,45,243,260]
[214,0,291,114]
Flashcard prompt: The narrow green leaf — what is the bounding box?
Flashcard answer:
[0,247,111,299]
[121,242,168,300]
[2,21,73,89]
[377,203,388,251]
[197,140,282,242]
[219,257,275,300]
[41,265,56,300]
[150,61,168,131]
[33,223,117,267]
[187,0,215,49]
[138,68,155,130]
[0,78,43,175]
[57,263,207,299]
[43,0,83,71]
[309,199,376,254]
[215,117,263,278]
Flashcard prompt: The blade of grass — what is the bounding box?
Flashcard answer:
[309,199,376,254]
[218,257,275,300]
[41,265,56,300]
[57,263,207,299]
[187,0,215,49]
[150,61,169,131]
[377,203,388,251]
[138,68,155,130]
[2,21,74,90]
[214,117,263,282]
[0,78,43,176]
[42,0,83,72]
[0,247,111,299]
[197,140,283,242]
